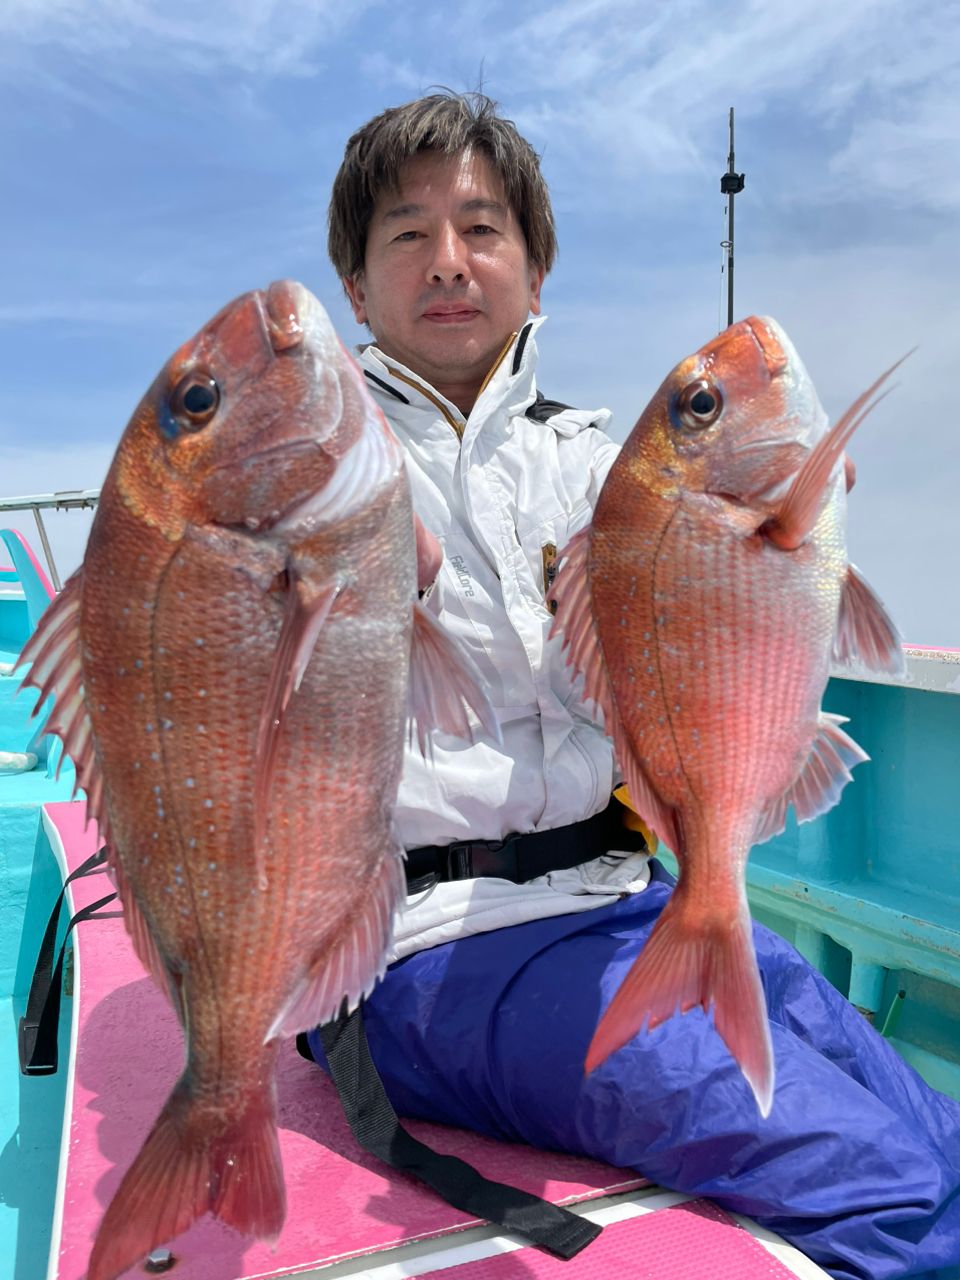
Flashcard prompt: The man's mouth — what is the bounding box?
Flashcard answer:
[422,305,481,324]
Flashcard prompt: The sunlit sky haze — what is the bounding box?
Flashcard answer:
[0,0,957,644]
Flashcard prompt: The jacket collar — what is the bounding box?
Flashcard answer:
[354,317,546,438]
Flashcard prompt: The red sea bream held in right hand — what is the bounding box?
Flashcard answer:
[549,316,906,1116]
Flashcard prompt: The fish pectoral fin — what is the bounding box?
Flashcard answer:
[586,888,775,1117]
[763,352,911,550]
[407,602,501,757]
[549,526,680,854]
[254,571,345,861]
[833,563,905,675]
[267,848,406,1040]
[14,568,113,844]
[754,711,870,846]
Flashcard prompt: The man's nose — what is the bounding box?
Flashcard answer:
[427,224,469,284]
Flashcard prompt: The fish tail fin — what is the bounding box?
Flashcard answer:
[87,1079,285,1280]
[586,889,775,1117]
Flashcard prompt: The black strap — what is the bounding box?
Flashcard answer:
[404,797,646,893]
[314,1006,601,1260]
[19,847,119,1075]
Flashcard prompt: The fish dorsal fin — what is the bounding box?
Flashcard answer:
[764,353,910,551]
[267,846,405,1040]
[16,569,110,844]
[17,572,180,1002]
[548,526,681,854]
[754,711,869,846]
[408,602,501,756]
[254,571,346,866]
[833,564,905,676]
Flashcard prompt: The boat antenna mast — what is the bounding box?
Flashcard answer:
[720,107,746,329]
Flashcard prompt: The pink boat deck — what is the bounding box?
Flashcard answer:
[45,800,649,1280]
[46,798,817,1280]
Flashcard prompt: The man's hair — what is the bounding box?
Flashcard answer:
[328,91,557,280]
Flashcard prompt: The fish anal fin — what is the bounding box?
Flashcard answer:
[254,572,345,865]
[549,527,680,853]
[408,602,500,757]
[754,711,870,846]
[267,849,405,1039]
[109,855,182,1011]
[833,563,905,675]
[586,891,774,1117]
[87,1078,284,1280]
[15,569,109,841]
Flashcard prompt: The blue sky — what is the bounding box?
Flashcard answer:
[0,0,957,644]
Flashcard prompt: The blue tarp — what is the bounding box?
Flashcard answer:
[308,862,960,1280]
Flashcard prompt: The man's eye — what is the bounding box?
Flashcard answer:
[394,230,420,242]
[470,224,495,235]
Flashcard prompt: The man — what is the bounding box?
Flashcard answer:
[307,92,960,1280]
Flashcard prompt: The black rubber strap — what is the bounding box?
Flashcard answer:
[404,796,647,892]
[19,846,118,1075]
[316,1005,602,1260]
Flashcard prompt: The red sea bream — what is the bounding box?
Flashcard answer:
[18,280,495,1280]
[550,316,905,1115]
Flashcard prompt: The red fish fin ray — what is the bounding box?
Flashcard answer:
[549,528,680,852]
[413,513,442,594]
[833,563,905,675]
[586,892,774,1116]
[754,712,869,845]
[765,351,912,550]
[15,570,110,841]
[254,573,345,866]
[109,856,179,1007]
[408,602,500,757]
[87,1080,285,1280]
[267,849,405,1039]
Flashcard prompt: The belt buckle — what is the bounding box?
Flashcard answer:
[445,835,522,881]
[444,841,479,880]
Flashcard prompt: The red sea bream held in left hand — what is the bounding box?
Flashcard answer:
[17,280,496,1280]
[549,316,906,1116]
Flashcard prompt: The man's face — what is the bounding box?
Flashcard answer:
[345,149,544,405]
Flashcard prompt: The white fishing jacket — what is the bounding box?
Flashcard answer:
[355,319,651,962]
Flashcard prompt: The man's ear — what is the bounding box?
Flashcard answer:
[528,264,545,318]
[344,274,367,325]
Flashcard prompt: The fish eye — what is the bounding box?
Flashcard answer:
[675,379,723,430]
[170,371,221,431]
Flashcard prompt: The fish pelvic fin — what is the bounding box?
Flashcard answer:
[833,563,905,675]
[87,1077,284,1280]
[407,601,500,757]
[549,526,680,853]
[255,570,346,869]
[763,350,913,551]
[754,711,870,846]
[586,889,775,1118]
[267,845,405,1040]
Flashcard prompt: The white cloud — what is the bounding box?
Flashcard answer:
[0,0,378,79]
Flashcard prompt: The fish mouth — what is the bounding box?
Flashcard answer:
[258,280,307,352]
[744,317,790,377]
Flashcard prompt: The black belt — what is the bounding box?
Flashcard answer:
[404,796,647,893]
